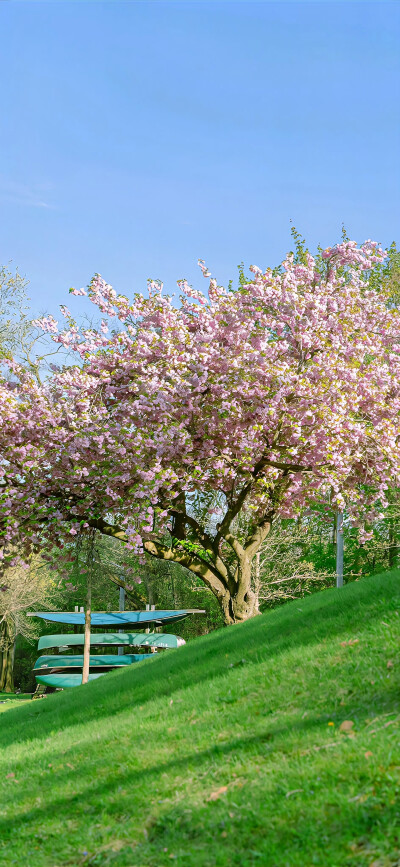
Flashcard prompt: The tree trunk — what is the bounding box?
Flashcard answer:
[0,641,16,693]
[0,649,6,692]
[253,551,261,601]
[144,533,263,625]
[4,642,15,692]
[220,558,260,625]
[0,621,16,693]
[82,572,91,685]
[0,622,5,691]
[220,585,259,625]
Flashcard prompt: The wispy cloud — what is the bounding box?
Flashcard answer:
[0,176,55,209]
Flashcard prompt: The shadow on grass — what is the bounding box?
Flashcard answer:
[1,678,399,847]
[134,794,400,867]
[2,570,400,752]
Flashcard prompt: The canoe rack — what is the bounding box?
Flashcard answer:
[29,607,205,688]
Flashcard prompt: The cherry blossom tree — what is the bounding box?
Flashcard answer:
[1,239,400,624]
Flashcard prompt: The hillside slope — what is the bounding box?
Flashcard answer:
[1,571,400,867]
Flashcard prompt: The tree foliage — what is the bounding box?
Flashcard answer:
[0,263,30,359]
[0,554,57,692]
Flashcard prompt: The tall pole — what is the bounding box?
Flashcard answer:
[336,510,344,588]
[82,571,91,684]
[118,581,125,656]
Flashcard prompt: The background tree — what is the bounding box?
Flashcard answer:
[0,263,30,359]
[0,260,65,386]
[0,554,56,692]
[255,503,400,609]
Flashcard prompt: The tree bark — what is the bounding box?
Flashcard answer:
[0,642,16,693]
[0,621,16,693]
[220,585,259,625]
[220,554,260,624]
[3,642,16,692]
[82,571,91,685]
[0,621,5,691]
[0,649,6,692]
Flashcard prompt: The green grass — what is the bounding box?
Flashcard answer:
[1,571,399,867]
[0,693,32,713]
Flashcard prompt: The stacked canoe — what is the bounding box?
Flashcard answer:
[29,609,204,688]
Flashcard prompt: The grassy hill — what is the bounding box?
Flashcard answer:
[1,571,399,867]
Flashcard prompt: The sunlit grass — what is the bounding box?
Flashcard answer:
[0,693,32,714]
[1,571,399,866]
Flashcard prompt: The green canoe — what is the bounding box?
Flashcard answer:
[33,654,152,673]
[35,672,106,688]
[38,632,185,651]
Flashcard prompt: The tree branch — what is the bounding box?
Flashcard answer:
[168,503,234,584]
[143,539,227,597]
[217,479,253,543]
[74,516,231,596]
[243,512,274,560]
[169,509,216,555]
[223,532,245,560]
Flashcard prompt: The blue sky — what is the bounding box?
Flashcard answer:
[0,0,399,318]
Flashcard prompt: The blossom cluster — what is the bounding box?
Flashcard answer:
[1,240,399,561]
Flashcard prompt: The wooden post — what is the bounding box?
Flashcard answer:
[118,582,125,656]
[82,572,91,685]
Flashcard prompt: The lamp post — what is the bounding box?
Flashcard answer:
[336,510,344,588]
